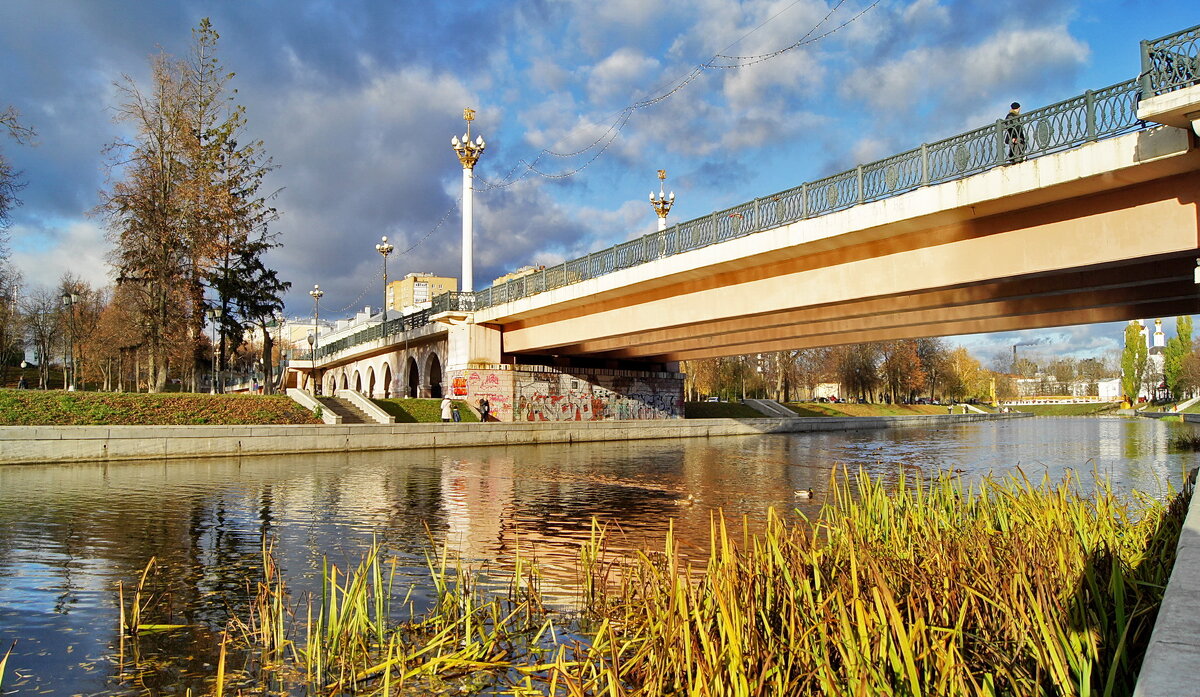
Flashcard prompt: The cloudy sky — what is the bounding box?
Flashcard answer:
[0,0,1195,365]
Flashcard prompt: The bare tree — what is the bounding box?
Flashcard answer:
[0,106,36,258]
[0,264,22,386]
[21,286,60,388]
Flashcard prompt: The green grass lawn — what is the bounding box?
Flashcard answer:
[372,398,479,423]
[0,389,320,426]
[1007,402,1121,416]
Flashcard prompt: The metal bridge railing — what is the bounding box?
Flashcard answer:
[473,75,1145,313]
[1141,23,1200,97]
[316,24,1198,361]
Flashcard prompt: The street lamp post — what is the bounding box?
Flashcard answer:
[375,236,394,320]
[60,292,79,390]
[309,284,324,394]
[451,107,486,292]
[206,307,223,393]
[649,169,675,232]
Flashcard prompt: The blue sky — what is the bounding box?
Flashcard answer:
[0,0,1195,366]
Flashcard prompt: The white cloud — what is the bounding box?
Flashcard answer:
[8,219,112,292]
[589,48,662,105]
[902,0,951,29]
[840,27,1089,113]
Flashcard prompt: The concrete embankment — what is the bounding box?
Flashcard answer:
[0,412,1028,465]
[1134,468,1200,697]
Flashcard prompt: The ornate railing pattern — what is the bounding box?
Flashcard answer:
[1141,23,1200,96]
[313,291,477,359]
[313,24,1198,361]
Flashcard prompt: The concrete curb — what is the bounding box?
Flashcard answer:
[0,412,1030,465]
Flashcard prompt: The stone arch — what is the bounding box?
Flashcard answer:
[354,370,362,393]
[407,356,419,398]
[367,366,376,398]
[340,373,349,390]
[427,353,443,398]
[382,362,393,399]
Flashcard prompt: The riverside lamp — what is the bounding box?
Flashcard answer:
[206,307,223,393]
[451,107,485,292]
[60,292,79,390]
[649,169,675,232]
[309,284,324,394]
[375,236,394,320]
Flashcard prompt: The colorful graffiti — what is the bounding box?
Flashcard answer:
[444,367,682,422]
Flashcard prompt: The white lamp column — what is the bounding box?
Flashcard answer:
[451,107,486,292]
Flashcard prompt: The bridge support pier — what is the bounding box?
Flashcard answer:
[442,324,684,422]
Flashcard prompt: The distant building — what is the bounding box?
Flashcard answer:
[386,273,457,314]
[492,265,544,286]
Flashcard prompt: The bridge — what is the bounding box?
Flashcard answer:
[293,24,1200,422]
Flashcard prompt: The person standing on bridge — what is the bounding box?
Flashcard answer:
[1005,102,1026,164]
[441,395,452,422]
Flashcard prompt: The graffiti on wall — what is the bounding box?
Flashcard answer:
[445,367,683,422]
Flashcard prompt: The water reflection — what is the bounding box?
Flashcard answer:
[0,417,1194,694]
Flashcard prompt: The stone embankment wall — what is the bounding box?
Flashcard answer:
[1,413,1026,465]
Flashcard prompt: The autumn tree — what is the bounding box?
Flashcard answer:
[179,19,278,391]
[835,343,880,400]
[944,346,986,402]
[1121,322,1148,402]
[793,347,834,400]
[101,18,279,392]
[915,337,948,399]
[682,358,720,401]
[879,340,925,403]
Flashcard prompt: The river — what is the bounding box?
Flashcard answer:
[0,416,1195,695]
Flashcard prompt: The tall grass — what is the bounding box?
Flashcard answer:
[118,469,1189,696]
[548,469,1190,696]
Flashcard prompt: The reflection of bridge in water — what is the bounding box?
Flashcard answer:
[293,24,1200,422]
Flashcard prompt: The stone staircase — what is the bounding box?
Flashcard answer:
[317,396,372,424]
[743,398,799,418]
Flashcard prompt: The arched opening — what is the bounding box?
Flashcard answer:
[354,370,362,393]
[367,367,376,398]
[382,363,393,399]
[340,373,348,390]
[407,356,419,398]
[428,354,443,398]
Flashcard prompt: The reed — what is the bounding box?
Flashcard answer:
[553,468,1190,696]
[0,640,13,691]
[118,468,1188,696]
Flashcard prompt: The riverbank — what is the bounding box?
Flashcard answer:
[0,412,1029,465]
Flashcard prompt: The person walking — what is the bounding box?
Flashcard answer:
[452,403,462,422]
[478,397,491,422]
[1005,102,1026,164]
[440,395,452,423]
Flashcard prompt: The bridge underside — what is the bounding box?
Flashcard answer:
[496,166,1200,363]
